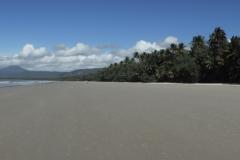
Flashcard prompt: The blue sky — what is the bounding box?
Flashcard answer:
[0,0,239,71]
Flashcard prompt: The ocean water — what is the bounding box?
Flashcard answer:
[0,80,53,88]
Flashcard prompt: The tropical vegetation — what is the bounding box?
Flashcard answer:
[57,27,240,83]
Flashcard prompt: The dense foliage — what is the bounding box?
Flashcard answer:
[57,27,240,83]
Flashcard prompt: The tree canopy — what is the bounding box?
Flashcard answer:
[57,27,240,83]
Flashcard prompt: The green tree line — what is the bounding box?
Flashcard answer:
[57,27,240,83]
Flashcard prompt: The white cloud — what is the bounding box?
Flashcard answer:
[110,36,179,57]
[159,36,179,46]
[0,36,179,71]
[55,43,101,57]
[17,44,50,59]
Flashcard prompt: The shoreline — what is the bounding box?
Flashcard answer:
[0,79,55,89]
[1,79,240,89]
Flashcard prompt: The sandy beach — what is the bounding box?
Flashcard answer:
[0,82,240,160]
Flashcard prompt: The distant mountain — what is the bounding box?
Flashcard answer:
[0,65,27,72]
[0,66,102,79]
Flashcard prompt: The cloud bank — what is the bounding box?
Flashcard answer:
[0,36,179,71]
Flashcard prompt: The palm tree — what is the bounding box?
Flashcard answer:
[227,36,240,82]
[133,52,139,59]
[124,56,130,65]
[189,35,208,66]
[157,49,165,63]
[155,49,175,81]
[208,27,227,50]
[119,61,123,66]
[114,63,118,67]
[228,36,240,57]
[190,35,206,52]
[204,27,228,82]
[169,43,186,55]
[176,43,186,55]
[169,43,177,53]
[130,57,135,62]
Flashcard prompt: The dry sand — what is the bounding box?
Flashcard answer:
[0,82,240,160]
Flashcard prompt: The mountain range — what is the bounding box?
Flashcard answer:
[0,66,102,79]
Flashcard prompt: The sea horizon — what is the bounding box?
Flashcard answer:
[0,79,54,88]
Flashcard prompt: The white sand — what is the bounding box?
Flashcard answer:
[0,82,240,160]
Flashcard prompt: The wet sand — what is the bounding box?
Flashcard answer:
[0,82,240,160]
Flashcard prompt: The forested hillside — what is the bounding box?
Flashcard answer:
[0,66,102,79]
[57,27,240,83]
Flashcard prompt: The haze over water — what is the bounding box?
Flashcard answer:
[0,80,53,88]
